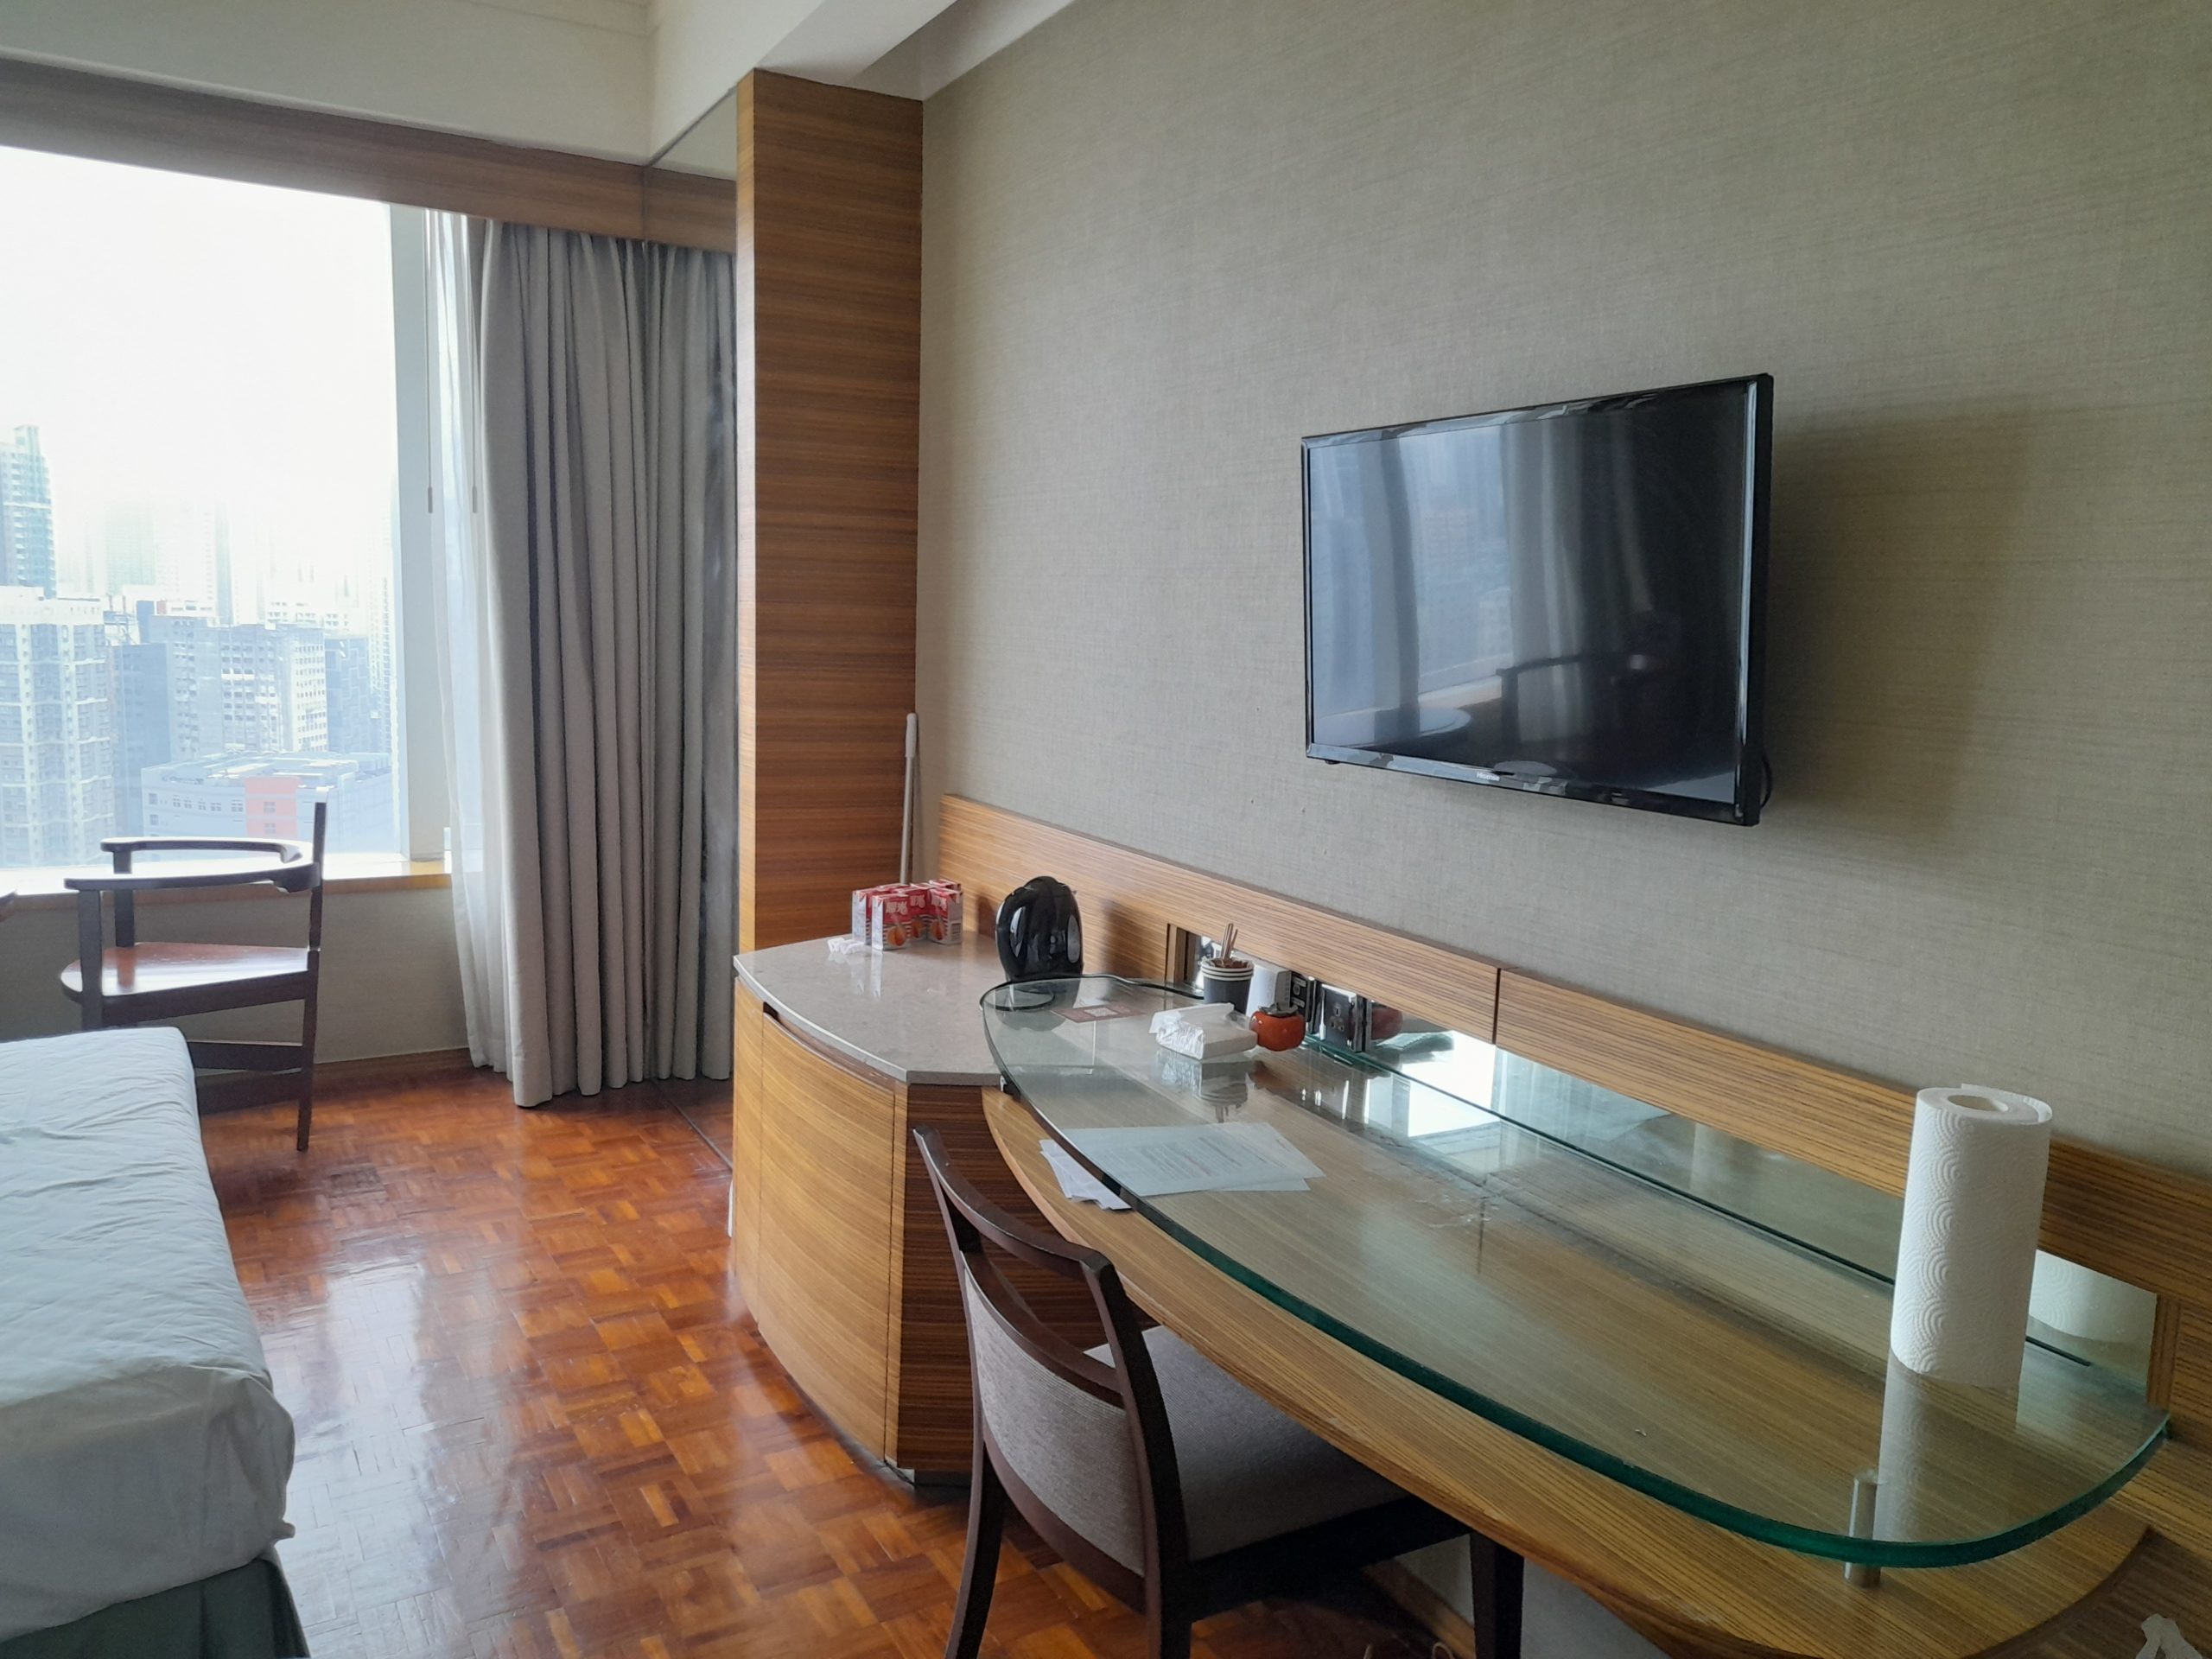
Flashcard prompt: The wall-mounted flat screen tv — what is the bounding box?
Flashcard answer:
[1303,375,1771,825]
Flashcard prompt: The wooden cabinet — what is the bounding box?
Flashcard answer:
[732,981,1090,1474]
[752,1001,900,1460]
[730,985,766,1281]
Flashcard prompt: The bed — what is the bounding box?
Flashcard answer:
[0,1028,305,1657]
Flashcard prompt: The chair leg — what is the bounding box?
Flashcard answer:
[945,1449,1007,1659]
[295,988,320,1153]
[1145,1595,1192,1659]
[1145,1559,1193,1659]
[1469,1531,1524,1659]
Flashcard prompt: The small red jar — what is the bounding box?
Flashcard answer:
[1249,1001,1306,1052]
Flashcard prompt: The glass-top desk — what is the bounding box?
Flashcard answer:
[981,976,2169,1569]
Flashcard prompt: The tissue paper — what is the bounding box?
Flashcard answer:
[1152,1003,1256,1060]
[1156,1020,1257,1060]
[1890,1086,2052,1389]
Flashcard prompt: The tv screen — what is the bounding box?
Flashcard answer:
[1303,375,1770,824]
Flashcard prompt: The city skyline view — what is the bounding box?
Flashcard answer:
[0,145,408,868]
[0,146,399,609]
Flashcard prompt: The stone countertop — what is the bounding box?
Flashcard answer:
[735,931,1009,1087]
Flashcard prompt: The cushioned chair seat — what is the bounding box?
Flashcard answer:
[1091,1326,1405,1560]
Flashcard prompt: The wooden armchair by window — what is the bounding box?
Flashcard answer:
[60,800,327,1151]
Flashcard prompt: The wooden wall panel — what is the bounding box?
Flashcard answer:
[2126,1309,2212,1558]
[0,57,734,251]
[936,794,1500,1041]
[1496,971,1918,1195]
[738,73,922,952]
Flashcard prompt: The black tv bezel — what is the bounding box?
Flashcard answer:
[1300,373,1772,827]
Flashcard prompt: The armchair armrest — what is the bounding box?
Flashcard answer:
[99,835,309,864]
[65,860,317,894]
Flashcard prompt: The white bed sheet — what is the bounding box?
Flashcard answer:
[0,1027,296,1641]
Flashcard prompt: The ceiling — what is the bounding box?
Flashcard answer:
[1,0,1076,168]
[648,0,1077,177]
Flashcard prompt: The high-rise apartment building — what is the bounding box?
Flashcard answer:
[139,608,226,762]
[112,637,174,833]
[0,588,117,864]
[323,632,386,754]
[0,428,59,597]
[219,625,327,753]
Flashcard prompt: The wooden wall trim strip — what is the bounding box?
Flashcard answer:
[641,166,735,251]
[1496,971,1918,1191]
[936,794,1501,1043]
[0,55,734,251]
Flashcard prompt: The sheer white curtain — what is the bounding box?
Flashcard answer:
[427,213,738,1106]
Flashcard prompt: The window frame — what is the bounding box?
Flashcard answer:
[0,168,451,890]
[387,205,450,866]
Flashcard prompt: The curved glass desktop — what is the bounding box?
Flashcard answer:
[980,976,2168,1568]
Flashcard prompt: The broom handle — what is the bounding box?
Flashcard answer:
[899,712,918,885]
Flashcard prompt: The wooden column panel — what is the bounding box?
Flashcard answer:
[737,72,923,951]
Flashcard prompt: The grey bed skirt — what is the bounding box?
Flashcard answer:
[0,1555,307,1659]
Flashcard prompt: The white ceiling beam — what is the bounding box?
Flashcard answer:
[760,0,963,85]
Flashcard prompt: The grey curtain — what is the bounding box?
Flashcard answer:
[467,220,737,1106]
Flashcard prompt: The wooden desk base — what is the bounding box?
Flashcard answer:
[731,988,1093,1475]
[979,1088,2145,1659]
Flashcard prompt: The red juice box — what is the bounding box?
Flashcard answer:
[924,880,963,941]
[915,884,950,944]
[868,889,915,950]
[853,884,900,944]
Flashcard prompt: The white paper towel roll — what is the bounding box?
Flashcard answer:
[1890,1086,2052,1389]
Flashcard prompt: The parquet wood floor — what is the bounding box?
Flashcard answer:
[202,1071,1447,1659]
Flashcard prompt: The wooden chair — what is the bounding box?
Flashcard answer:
[60,800,327,1151]
[912,1127,1521,1659]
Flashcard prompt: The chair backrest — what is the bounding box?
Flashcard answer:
[912,1128,1189,1599]
[302,796,327,951]
[82,795,331,956]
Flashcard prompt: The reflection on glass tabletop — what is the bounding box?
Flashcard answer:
[981,976,2168,1567]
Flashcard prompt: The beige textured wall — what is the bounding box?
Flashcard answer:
[0,887,468,1061]
[917,0,2212,1172]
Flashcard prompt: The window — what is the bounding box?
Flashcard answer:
[0,145,443,875]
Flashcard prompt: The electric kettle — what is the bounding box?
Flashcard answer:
[995,876,1084,982]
